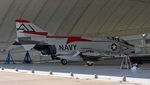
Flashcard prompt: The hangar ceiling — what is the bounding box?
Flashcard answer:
[0,0,150,49]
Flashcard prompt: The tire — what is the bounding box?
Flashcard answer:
[87,63,93,66]
[86,61,94,66]
[61,59,68,65]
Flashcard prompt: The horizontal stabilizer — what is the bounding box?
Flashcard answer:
[7,45,22,51]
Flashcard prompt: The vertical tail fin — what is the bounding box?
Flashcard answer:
[15,20,48,38]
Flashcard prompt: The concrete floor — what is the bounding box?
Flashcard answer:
[1,63,150,79]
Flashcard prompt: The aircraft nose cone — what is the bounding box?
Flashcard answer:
[135,47,141,53]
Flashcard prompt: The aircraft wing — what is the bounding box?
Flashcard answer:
[6,45,22,51]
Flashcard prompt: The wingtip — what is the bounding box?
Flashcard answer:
[15,19,30,23]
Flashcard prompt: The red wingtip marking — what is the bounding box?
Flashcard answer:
[46,36,68,38]
[46,36,91,44]
[15,20,30,23]
[66,37,91,44]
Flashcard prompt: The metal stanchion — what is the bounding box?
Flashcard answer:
[94,74,98,79]
[31,69,35,73]
[1,67,4,70]
[123,76,126,82]
[49,70,53,75]
[15,68,19,72]
[70,72,74,77]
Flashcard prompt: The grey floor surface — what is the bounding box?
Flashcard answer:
[0,62,150,79]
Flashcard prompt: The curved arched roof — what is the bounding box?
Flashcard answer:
[0,0,150,48]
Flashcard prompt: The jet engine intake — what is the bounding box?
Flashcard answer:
[33,45,56,55]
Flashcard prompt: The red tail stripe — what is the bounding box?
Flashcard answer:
[15,20,30,23]
[23,32,48,36]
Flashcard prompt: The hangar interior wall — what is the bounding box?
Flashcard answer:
[128,39,150,54]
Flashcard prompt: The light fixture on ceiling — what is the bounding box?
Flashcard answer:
[142,34,147,38]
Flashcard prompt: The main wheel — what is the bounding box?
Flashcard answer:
[87,63,93,66]
[61,59,68,65]
[86,61,94,66]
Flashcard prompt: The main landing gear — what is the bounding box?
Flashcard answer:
[86,61,94,66]
[60,59,68,65]
[60,59,94,66]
